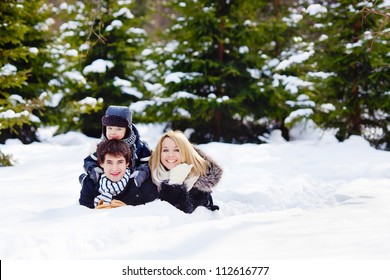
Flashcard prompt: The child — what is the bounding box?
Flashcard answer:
[82,105,151,187]
[79,139,158,208]
[149,130,222,213]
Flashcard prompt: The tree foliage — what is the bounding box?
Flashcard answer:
[287,0,390,148]
[53,0,149,137]
[1,0,390,161]
[0,0,49,165]
[133,0,296,143]
[0,0,49,144]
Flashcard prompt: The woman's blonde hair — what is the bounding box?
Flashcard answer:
[149,130,208,177]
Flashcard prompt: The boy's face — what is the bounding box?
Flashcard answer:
[100,153,129,182]
[106,126,126,140]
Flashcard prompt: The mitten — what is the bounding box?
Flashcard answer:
[169,163,193,185]
[95,199,111,209]
[89,166,103,183]
[96,199,127,209]
[94,192,112,207]
[130,170,147,187]
[110,199,127,208]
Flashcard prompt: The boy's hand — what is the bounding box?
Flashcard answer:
[169,163,193,185]
[89,167,103,183]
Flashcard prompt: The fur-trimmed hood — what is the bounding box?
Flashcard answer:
[192,146,223,193]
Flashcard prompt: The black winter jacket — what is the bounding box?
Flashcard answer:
[159,147,223,213]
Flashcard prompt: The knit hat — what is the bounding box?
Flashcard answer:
[101,106,132,139]
[102,115,129,128]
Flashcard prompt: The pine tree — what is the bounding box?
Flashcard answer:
[42,0,105,135]
[0,0,50,165]
[0,0,53,146]
[56,0,149,137]
[132,0,295,143]
[291,0,390,148]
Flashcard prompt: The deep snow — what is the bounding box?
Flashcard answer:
[1,124,389,261]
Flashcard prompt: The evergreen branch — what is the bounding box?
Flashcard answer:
[360,6,389,51]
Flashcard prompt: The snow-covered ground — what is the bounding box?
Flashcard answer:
[1,124,390,278]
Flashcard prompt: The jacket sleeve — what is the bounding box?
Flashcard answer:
[83,152,98,174]
[132,124,152,165]
[192,147,223,193]
[136,139,152,165]
[134,163,151,180]
[159,181,192,213]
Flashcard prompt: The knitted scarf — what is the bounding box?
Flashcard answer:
[152,164,199,192]
[94,169,131,207]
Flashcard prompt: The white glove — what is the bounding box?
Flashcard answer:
[169,163,193,185]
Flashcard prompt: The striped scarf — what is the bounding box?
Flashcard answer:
[94,169,131,207]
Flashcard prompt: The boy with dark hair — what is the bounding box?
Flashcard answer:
[79,139,158,209]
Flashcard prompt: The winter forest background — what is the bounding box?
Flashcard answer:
[0,0,389,165]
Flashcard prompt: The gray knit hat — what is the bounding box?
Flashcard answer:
[101,106,132,138]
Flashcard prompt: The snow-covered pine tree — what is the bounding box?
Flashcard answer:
[0,0,53,147]
[132,0,295,143]
[41,0,105,135]
[292,0,390,149]
[0,0,52,165]
[56,0,148,137]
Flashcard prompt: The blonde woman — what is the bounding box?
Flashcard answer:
[149,130,223,213]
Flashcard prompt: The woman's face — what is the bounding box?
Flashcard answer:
[160,137,181,170]
[106,126,126,140]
